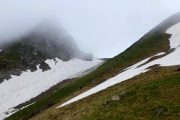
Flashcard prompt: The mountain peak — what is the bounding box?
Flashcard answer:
[1,20,92,61]
[0,21,92,82]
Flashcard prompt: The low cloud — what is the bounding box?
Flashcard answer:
[0,3,50,45]
[1,0,180,58]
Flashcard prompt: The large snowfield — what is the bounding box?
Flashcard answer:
[58,23,180,108]
[0,58,102,119]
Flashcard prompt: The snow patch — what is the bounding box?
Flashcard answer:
[167,22,180,49]
[154,52,166,56]
[0,58,102,120]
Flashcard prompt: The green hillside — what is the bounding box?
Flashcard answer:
[31,66,180,120]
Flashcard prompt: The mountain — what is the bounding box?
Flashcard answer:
[0,21,103,120]
[4,13,180,120]
[0,21,93,82]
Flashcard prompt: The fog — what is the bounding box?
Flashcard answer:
[1,0,180,58]
[0,2,48,44]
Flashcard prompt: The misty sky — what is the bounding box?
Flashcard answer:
[0,0,180,58]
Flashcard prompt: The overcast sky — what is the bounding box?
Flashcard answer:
[0,0,180,58]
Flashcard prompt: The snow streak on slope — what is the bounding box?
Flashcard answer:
[58,22,180,108]
[58,53,164,107]
[0,58,102,119]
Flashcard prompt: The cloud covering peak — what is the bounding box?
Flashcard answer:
[1,0,180,58]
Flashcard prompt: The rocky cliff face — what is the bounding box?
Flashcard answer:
[0,22,92,82]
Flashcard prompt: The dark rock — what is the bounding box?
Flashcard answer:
[79,85,83,89]
[0,71,11,80]
[154,106,167,116]
[53,58,58,64]
[99,75,103,78]
[104,100,112,108]
[30,65,37,72]
[176,67,180,71]
[9,69,22,76]
[39,61,51,72]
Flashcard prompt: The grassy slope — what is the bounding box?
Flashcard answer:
[38,67,180,120]
[6,30,170,120]
[79,67,180,120]
[31,66,180,120]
